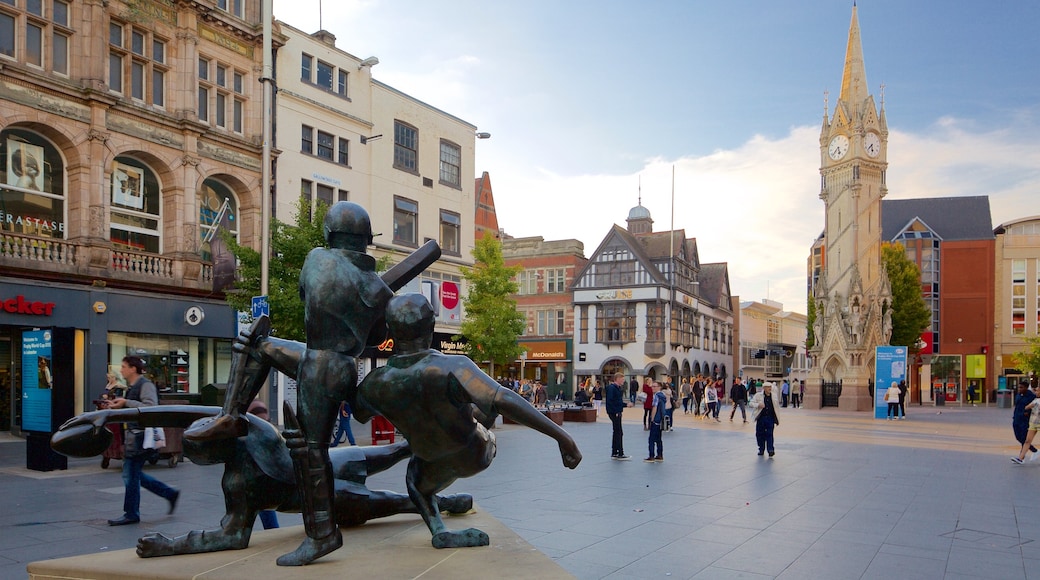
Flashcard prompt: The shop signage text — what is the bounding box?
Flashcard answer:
[595,289,632,300]
[2,294,56,316]
[2,212,65,233]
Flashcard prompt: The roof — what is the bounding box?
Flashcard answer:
[698,263,730,310]
[636,230,686,261]
[627,204,651,221]
[881,196,994,242]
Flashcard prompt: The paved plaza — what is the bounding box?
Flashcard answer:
[0,402,1035,579]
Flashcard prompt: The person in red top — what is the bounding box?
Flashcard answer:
[641,379,654,430]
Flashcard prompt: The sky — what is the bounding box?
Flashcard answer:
[272,0,1040,313]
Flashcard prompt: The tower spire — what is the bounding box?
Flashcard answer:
[839,4,868,107]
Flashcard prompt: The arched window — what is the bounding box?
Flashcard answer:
[110,156,161,253]
[198,177,238,261]
[0,128,66,238]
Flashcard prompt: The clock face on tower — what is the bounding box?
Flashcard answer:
[864,132,881,158]
[828,135,850,160]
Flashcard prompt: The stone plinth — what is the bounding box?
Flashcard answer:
[27,506,572,580]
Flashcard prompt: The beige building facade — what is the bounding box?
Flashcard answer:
[993,217,1040,386]
[739,300,809,387]
[273,24,483,340]
[1,0,267,430]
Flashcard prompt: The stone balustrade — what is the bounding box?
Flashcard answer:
[1,231,218,292]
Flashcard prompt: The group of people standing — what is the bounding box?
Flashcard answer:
[605,375,783,463]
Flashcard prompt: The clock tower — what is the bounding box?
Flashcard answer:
[807,4,893,411]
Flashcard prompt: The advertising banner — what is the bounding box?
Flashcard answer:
[21,329,53,431]
[874,346,908,419]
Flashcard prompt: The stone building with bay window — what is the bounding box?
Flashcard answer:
[0,0,266,435]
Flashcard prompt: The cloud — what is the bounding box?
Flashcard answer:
[487,118,1040,315]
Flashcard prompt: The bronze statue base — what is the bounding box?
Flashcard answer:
[27,507,573,579]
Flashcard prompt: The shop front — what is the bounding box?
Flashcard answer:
[0,279,236,434]
[504,340,572,401]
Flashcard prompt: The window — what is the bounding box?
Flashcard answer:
[316,184,334,206]
[338,138,349,166]
[0,128,66,238]
[109,21,166,105]
[316,60,333,90]
[439,140,461,187]
[393,121,418,172]
[537,310,565,336]
[301,53,312,81]
[545,268,566,293]
[316,131,334,160]
[301,125,313,154]
[197,179,238,261]
[646,303,664,342]
[1,0,69,72]
[337,70,348,96]
[1012,259,1026,335]
[439,210,460,255]
[516,270,538,295]
[393,197,418,246]
[579,306,588,343]
[110,156,161,253]
[300,179,312,205]
[597,303,636,344]
[1,12,14,59]
[218,0,243,17]
[198,58,245,131]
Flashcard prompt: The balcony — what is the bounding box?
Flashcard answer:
[1,231,214,293]
[644,341,666,357]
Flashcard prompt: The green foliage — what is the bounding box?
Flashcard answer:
[222,199,328,342]
[881,242,932,349]
[1013,335,1040,377]
[806,291,817,350]
[457,236,525,375]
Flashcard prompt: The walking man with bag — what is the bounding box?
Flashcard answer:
[105,355,179,525]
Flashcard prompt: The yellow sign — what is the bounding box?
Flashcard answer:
[520,341,568,361]
[965,354,986,379]
[198,25,254,58]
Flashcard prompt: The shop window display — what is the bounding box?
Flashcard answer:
[109,333,231,394]
[0,127,66,239]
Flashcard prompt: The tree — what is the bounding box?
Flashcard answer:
[457,235,525,377]
[222,199,327,342]
[1013,335,1040,378]
[805,291,817,350]
[881,242,931,348]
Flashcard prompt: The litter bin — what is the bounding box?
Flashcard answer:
[933,389,945,406]
[996,389,1013,409]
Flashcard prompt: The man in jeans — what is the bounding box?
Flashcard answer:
[106,355,179,525]
[645,382,665,462]
[607,372,630,460]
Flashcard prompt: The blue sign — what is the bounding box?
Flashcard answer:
[874,346,908,419]
[22,329,53,432]
[251,295,269,318]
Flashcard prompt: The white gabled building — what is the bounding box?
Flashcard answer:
[571,203,735,387]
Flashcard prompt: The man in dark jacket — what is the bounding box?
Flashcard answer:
[1013,380,1037,459]
[729,378,748,423]
[607,373,630,460]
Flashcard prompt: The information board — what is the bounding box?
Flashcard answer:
[21,329,53,432]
